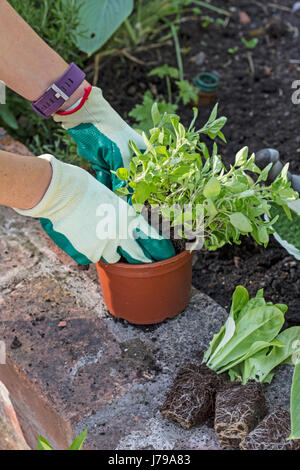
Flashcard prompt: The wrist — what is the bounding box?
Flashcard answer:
[58,79,90,111]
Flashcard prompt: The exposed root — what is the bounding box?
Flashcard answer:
[160,364,224,429]
[214,382,267,448]
[240,408,300,451]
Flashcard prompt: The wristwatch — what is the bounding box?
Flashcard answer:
[31,63,86,119]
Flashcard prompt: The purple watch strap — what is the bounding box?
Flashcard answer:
[31,63,86,119]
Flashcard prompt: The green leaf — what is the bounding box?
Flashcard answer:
[170,166,194,181]
[224,339,285,377]
[228,46,239,54]
[37,436,54,450]
[129,91,178,131]
[176,80,198,105]
[241,36,259,49]
[149,65,179,79]
[241,327,300,383]
[257,162,272,182]
[204,199,218,217]
[207,103,218,123]
[0,104,19,130]
[70,0,134,55]
[114,187,130,197]
[116,168,129,181]
[203,177,221,198]
[208,305,285,371]
[201,117,227,139]
[230,285,249,320]
[207,316,236,366]
[229,213,253,232]
[257,225,269,245]
[235,146,248,167]
[151,102,161,127]
[134,181,151,205]
[68,429,87,450]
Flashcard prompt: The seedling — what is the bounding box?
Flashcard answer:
[228,46,239,55]
[203,285,300,440]
[241,37,259,49]
[148,65,180,103]
[148,63,198,109]
[176,80,198,106]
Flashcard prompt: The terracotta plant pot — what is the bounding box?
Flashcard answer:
[96,251,192,325]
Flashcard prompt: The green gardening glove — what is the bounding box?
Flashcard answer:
[49,85,175,264]
[256,148,300,259]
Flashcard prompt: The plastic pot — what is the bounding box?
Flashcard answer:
[96,251,192,325]
[193,72,219,93]
[193,72,219,107]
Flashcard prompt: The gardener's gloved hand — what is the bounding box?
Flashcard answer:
[255,148,300,259]
[13,155,175,265]
[53,86,144,191]
[256,148,300,191]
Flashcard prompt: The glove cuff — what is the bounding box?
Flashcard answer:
[13,155,88,220]
[13,154,57,217]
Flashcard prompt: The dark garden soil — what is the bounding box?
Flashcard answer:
[90,0,300,326]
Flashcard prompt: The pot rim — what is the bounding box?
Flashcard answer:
[97,250,192,274]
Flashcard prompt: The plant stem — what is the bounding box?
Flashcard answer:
[166,76,172,103]
[192,0,230,16]
[124,18,138,45]
[171,24,184,82]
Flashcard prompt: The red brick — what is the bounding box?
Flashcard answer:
[0,380,30,450]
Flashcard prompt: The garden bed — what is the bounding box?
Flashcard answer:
[91,0,300,326]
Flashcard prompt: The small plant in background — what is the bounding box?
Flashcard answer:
[176,80,198,105]
[37,429,87,450]
[148,65,180,104]
[128,90,178,132]
[227,46,239,55]
[148,65,198,108]
[241,37,259,49]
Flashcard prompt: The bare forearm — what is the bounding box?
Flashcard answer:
[0,150,52,209]
[0,0,89,108]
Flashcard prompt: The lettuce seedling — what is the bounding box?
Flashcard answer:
[203,286,300,439]
[114,104,298,251]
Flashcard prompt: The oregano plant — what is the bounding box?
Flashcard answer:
[113,104,297,252]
